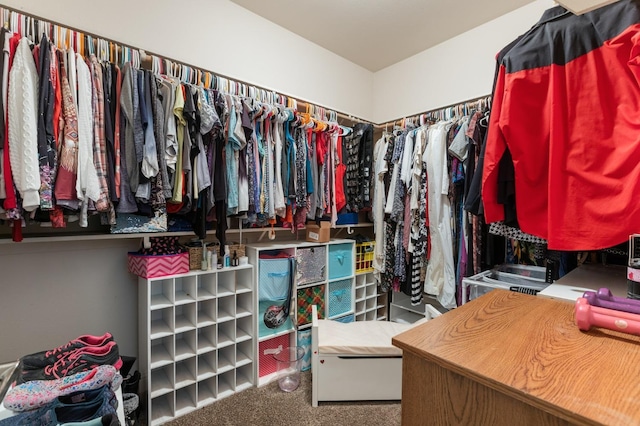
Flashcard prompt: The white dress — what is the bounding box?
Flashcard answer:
[425,122,456,309]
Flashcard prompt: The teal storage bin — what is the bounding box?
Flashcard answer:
[328,279,353,318]
[328,243,353,280]
[259,258,291,301]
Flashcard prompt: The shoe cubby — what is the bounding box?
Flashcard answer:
[197,377,217,406]
[151,336,174,369]
[151,393,175,424]
[139,266,255,425]
[218,345,235,374]
[150,364,174,398]
[218,321,236,348]
[175,330,197,361]
[174,304,197,333]
[175,275,197,305]
[236,316,253,343]
[175,383,197,417]
[217,370,235,399]
[236,340,253,367]
[175,357,197,389]
[236,266,253,293]
[197,351,217,380]
[197,299,217,327]
[236,292,252,318]
[150,279,174,309]
[235,364,253,392]
[151,307,174,339]
[197,325,216,354]
[247,240,357,387]
[197,274,216,300]
[217,295,236,322]
[218,271,236,296]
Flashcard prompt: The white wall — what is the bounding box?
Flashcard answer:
[0,240,140,362]
[1,0,374,121]
[372,0,556,124]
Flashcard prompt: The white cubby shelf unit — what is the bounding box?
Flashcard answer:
[247,239,362,387]
[138,265,255,425]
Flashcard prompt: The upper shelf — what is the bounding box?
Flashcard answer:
[0,223,373,245]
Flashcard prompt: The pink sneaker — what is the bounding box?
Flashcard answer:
[17,341,122,385]
[3,365,119,412]
[20,333,114,369]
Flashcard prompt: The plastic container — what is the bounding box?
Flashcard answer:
[273,346,305,392]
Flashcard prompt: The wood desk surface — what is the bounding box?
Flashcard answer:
[392,290,640,425]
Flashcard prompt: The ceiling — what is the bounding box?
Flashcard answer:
[230,0,536,71]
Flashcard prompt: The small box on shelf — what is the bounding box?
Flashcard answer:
[305,221,330,243]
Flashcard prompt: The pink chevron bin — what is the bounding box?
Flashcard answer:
[127,252,189,278]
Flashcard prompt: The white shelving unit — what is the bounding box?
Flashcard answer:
[354,271,387,321]
[246,239,356,387]
[389,291,428,324]
[138,265,255,425]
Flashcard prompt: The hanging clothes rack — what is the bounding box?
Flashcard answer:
[376,94,492,130]
[0,4,371,128]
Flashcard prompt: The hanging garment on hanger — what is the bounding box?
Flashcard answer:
[75,50,101,222]
[425,122,456,310]
[117,62,139,214]
[8,37,40,212]
[36,35,56,210]
[482,0,640,250]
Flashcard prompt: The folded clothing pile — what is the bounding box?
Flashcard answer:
[1,333,124,425]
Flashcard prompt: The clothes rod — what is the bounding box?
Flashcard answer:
[375,94,492,129]
[0,3,373,126]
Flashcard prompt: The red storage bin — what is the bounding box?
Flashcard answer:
[258,334,292,377]
[127,252,189,278]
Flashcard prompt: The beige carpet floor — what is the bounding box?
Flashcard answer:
[164,370,401,426]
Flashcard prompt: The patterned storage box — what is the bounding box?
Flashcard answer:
[297,329,312,372]
[296,246,326,286]
[328,279,353,318]
[259,258,292,301]
[297,284,326,326]
[258,334,291,377]
[328,243,354,280]
[127,252,189,278]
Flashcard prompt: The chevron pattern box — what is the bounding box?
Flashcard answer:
[127,252,189,278]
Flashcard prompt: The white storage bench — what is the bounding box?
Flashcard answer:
[311,304,437,406]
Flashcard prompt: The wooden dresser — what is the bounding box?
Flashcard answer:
[392,289,640,425]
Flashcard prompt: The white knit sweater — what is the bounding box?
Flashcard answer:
[8,37,39,212]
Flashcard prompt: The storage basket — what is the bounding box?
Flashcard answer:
[328,243,354,280]
[334,314,355,323]
[127,252,189,278]
[297,329,312,372]
[297,284,325,326]
[259,258,291,301]
[258,334,291,377]
[186,245,204,270]
[328,279,353,318]
[355,241,375,273]
[296,246,326,286]
[228,242,245,258]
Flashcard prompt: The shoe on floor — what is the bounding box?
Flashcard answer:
[20,334,114,370]
[0,385,117,426]
[4,365,118,412]
[59,413,120,426]
[16,342,122,385]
